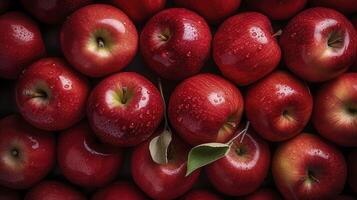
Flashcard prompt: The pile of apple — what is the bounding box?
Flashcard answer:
[0,0,357,199]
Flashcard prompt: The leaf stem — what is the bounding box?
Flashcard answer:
[227,121,250,145]
[158,78,171,132]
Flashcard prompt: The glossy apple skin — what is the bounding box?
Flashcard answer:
[174,0,240,24]
[273,134,347,200]
[180,190,222,200]
[245,71,313,142]
[206,128,271,196]
[213,12,281,86]
[280,7,357,82]
[246,0,307,20]
[309,0,357,15]
[0,12,45,79]
[87,72,163,147]
[24,181,85,200]
[111,0,166,23]
[0,115,55,189]
[21,0,92,24]
[0,186,21,200]
[313,73,357,146]
[92,182,148,200]
[0,0,9,13]
[16,57,90,131]
[243,188,282,200]
[140,8,211,80]
[131,135,200,200]
[168,74,244,146]
[348,150,357,194]
[58,122,123,188]
[61,4,138,77]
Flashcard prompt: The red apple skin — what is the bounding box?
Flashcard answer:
[309,0,357,15]
[0,12,45,79]
[246,0,307,20]
[61,4,138,77]
[348,150,357,194]
[20,0,92,24]
[140,8,211,80]
[0,0,9,14]
[92,182,148,200]
[174,0,241,24]
[168,74,244,146]
[280,7,357,82]
[58,122,123,188]
[245,71,313,142]
[111,0,166,23]
[213,12,281,86]
[273,134,347,200]
[351,16,357,72]
[0,186,21,200]
[313,73,357,146]
[87,72,163,147]
[131,134,200,200]
[25,181,85,200]
[206,128,271,196]
[180,190,222,200]
[0,115,55,189]
[16,57,90,131]
[243,188,282,200]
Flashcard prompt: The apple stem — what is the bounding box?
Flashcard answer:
[227,121,250,145]
[272,29,283,38]
[158,78,171,133]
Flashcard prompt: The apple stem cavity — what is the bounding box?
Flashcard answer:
[328,32,343,48]
[96,37,105,48]
[272,29,283,38]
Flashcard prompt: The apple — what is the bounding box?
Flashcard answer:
[111,0,166,23]
[92,182,148,200]
[131,134,200,199]
[243,188,282,200]
[173,0,241,24]
[213,12,281,86]
[0,0,9,13]
[280,7,357,82]
[0,186,21,200]
[87,72,163,147]
[206,127,271,196]
[20,0,92,24]
[61,4,138,77]
[180,190,222,200]
[16,57,90,131]
[348,150,357,194]
[0,115,55,189]
[168,73,244,146]
[140,8,211,80]
[309,0,357,15]
[58,122,123,188]
[336,195,357,200]
[273,134,347,200]
[313,73,357,146]
[24,181,85,200]
[0,12,45,79]
[245,0,307,20]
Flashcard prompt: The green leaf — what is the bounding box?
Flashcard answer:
[149,130,172,164]
[186,143,229,176]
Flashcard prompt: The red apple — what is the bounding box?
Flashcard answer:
[206,128,271,196]
[140,8,211,80]
[245,0,307,20]
[61,4,138,77]
[25,181,85,200]
[180,190,222,200]
[313,73,357,146]
[0,115,55,189]
[21,0,92,24]
[245,71,313,142]
[0,186,21,200]
[87,72,163,147]
[309,0,357,15]
[351,16,357,72]
[348,150,357,194]
[168,74,244,146]
[273,134,347,200]
[16,57,90,131]
[243,188,282,200]
[280,7,357,82]
[213,12,281,86]
[92,182,148,200]
[111,0,166,23]
[0,12,45,79]
[0,0,9,13]
[58,122,123,188]
[131,134,200,200]
[174,0,241,24]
